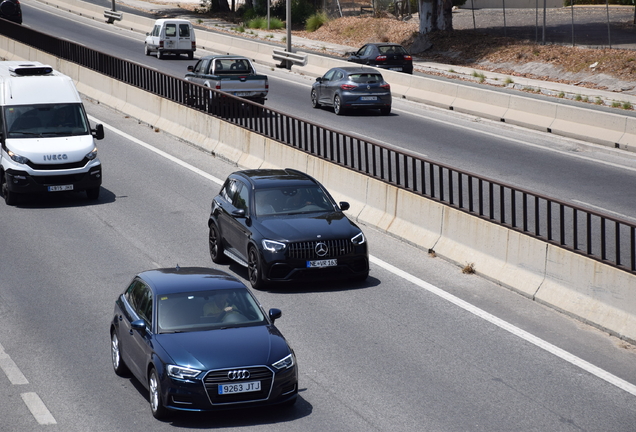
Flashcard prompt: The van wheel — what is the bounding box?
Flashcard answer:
[1,177,17,206]
[188,51,194,60]
[144,44,150,56]
[86,188,100,200]
[157,50,164,60]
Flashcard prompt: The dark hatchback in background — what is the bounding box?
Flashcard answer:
[0,0,21,24]
[311,67,391,115]
[348,43,413,74]
[209,169,369,289]
[110,267,298,419]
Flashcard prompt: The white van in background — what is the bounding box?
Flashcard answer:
[144,19,196,60]
[0,62,105,206]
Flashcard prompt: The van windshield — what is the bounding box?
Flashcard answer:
[4,103,90,138]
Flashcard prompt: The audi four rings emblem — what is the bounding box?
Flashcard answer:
[315,242,328,257]
[227,369,250,380]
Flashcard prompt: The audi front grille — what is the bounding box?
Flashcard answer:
[287,239,353,260]
[203,366,274,404]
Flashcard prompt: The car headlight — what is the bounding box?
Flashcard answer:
[262,239,286,253]
[272,353,294,370]
[7,150,28,164]
[85,147,98,160]
[351,232,366,245]
[166,365,202,380]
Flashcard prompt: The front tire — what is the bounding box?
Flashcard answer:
[209,223,226,264]
[334,95,344,115]
[311,89,320,108]
[248,247,265,290]
[2,176,17,206]
[111,331,129,376]
[149,369,168,420]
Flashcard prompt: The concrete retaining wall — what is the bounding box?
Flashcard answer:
[2,25,635,343]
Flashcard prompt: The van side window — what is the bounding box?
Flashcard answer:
[165,24,176,37]
[152,25,160,37]
[179,24,190,37]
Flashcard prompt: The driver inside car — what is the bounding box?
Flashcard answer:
[203,292,237,320]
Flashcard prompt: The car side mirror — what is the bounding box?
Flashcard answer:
[131,319,146,333]
[146,32,150,36]
[92,124,105,140]
[187,65,194,72]
[269,308,282,323]
[339,201,350,211]
[315,77,322,83]
[232,209,246,218]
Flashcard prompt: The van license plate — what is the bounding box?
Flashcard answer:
[307,259,337,268]
[48,185,73,192]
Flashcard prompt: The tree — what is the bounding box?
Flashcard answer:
[410,0,453,53]
[418,0,453,33]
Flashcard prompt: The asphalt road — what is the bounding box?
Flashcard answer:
[19,1,636,225]
[0,97,635,431]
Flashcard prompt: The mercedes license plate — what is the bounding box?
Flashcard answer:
[360,96,377,101]
[389,67,402,71]
[307,259,337,268]
[218,381,261,395]
[48,185,73,192]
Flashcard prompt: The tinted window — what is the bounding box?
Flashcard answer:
[165,24,176,37]
[323,69,336,81]
[220,179,239,203]
[255,185,334,216]
[157,289,266,333]
[178,24,190,37]
[233,182,250,212]
[348,73,382,84]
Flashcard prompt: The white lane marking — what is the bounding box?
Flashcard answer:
[573,200,636,222]
[0,343,28,385]
[93,114,636,397]
[21,393,57,425]
[370,256,636,397]
[89,115,223,186]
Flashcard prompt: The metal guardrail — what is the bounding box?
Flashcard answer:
[272,49,307,67]
[1,21,634,274]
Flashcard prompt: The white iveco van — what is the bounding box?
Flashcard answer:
[0,62,104,205]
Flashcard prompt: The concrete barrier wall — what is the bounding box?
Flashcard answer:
[2,29,636,344]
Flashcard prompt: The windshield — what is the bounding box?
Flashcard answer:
[255,185,336,216]
[4,103,90,138]
[157,288,267,333]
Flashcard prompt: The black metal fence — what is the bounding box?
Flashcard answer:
[1,19,634,274]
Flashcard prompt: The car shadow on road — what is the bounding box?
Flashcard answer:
[127,375,312,427]
[4,186,116,208]
[224,261,381,293]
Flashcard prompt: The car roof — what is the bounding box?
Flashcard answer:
[336,66,382,74]
[138,267,247,295]
[232,168,320,190]
[200,55,250,60]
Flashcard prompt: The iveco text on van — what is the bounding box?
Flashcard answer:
[0,62,105,205]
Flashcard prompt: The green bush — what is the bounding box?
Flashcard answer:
[270,0,316,26]
[305,11,328,32]
[246,16,284,29]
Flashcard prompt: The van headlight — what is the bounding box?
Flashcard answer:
[85,147,98,160]
[7,150,28,164]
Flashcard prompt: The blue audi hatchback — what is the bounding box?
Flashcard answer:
[110,266,298,419]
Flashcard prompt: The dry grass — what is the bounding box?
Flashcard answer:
[293,16,636,85]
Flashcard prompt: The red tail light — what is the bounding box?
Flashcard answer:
[404,55,412,61]
[375,55,387,61]
[340,84,356,90]
[381,84,390,90]
[159,41,164,48]
[215,84,221,90]
[192,42,196,50]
